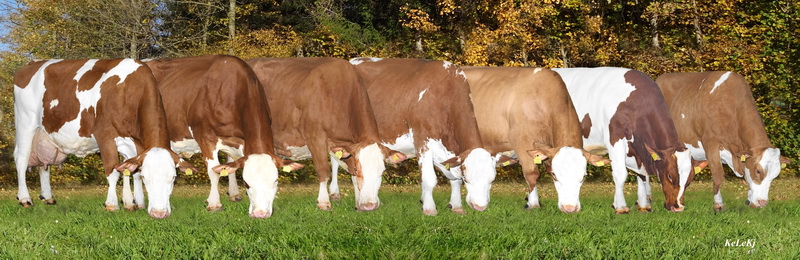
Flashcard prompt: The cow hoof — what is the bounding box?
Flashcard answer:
[423,208,438,216]
[317,202,332,211]
[446,203,453,209]
[614,207,630,214]
[637,206,652,213]
[647,196,653,203]
[39,195,45,200]
[229,194,243,202]
[45,199,57,205]
[206,205,224,212]
[19,200,33,208]
[525,203,540,210]
[330,193,341,201]
[713,204,725,212]
[104,204,119,211]
[451,207,466,215]
[124,205,138,211]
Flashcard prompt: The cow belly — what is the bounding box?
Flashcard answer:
[381,129,416,158]
[171,138,200,158]
[286,146,312,161]
[216,139,244,160]
[686,141,740,176]
[48,119,99,157]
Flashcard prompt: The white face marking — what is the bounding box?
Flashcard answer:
[681,113,685,119]
[353,143,386,209]
[138,148,177,217]
[241,154,279,217]
[286,145,312,161]
[675,149,692,208]
[710,71,731,94]
[348,57,383,65]
[418,89,428,102]
[549,147,587,209]
[461,148,496,210]
[744,148,781,205]
[49,99,59,109]
[380,129,416,157]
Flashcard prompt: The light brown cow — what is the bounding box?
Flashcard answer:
[657,71,791,211]
[350,58,497,216]
[463,67,609,213]
[144,55,302,218]
[246,57,405,212]
[13,59,181,219]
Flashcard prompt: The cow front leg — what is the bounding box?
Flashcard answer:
[205,152,223,212]
[309,141,333,210]
[225,155,242,202]
[38,167,56,205]
[704,143,726,212]
[133,172,145,209]
[419,151,438,216]
[104,170,121,211]
[329,155,341,200]
[122,173,136,211]
[447,179,465,215]
[609,142,630,214]
[636,174,652,213]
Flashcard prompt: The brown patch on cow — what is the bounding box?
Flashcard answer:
[41,60,86,133]
[78,107,96,137]
[13,60,48,88]
[77,59,123,91]
[580,113,592,139]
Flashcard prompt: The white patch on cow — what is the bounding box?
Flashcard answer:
[418,89,428,102]
[73,59,98,82]
[710,71,731,94]
[460,148,496,211]
[442,60,454,69]
[114,137,137,159]
[381,129,416,158]
[170,138,200,157]
[550,147,587,212]
[139,147,177,218]
[215,139,244,160]
[349,57,383,65]
[719,149,743,177]
[457,69,467,81]
[286,145,312,161]
[49,99,59,109]
[714,191,723,205]
[675,149,692,208]
[241,153,279,218]
[744,148,781,206]
[533,68,543,74]
[354,143,386,210]
[681,113,685,119]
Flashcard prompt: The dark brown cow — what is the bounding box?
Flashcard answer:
[144,55,302,218]
[657,71,791,211]
[246,57,404,212]
[350,58,497,216]
[13,59,180,218]
[463,67,609,213]
[553,67,694,213]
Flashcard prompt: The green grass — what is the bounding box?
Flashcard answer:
[0,178,799,258]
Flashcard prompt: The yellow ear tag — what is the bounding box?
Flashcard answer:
[781,163,787,169]
[596,161,604,167]
[220,169,229,177]
[694,166,701,173]
[533,155,542,165]
[740,155,746,162]
[123,169,131,176]
[444,163,451,170]
[501,161,510,166]
[185,168,193,176]
[651,153,660,161]
[392,154,400,161]
[335,150,343,159]
[282,166,292,172]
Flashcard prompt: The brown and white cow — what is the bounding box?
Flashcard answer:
[463,67,609,213]
[657,71,791,211]
[246,57,405,212]
[553,67,694,213]
[144,55,302,218]
[13,59,180,219]
[349,58,497,216]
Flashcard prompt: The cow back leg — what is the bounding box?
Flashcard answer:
[38,167,56,205]
[133,172,145,209]
[13,125,36,207]
[329,155,341,200]
[307,139,333,210]
[226,155,242,202]
[204,151,223,211]
[418,149,438,216]
[704,142,726,212]
[608,141,631,214]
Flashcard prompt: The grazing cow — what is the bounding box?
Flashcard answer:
[553,67,693,213]
[246,57,405,211]
[462,67,609,213]
[145,55,302,218]
[350,58,497,216]
[13,59,180,218]
[657,71,791,211]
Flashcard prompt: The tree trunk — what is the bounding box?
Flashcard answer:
[651,10,660,49]
[202,0,211,51]
[415,34,423,54]
[560,44,569,68]
[228,0,235,55]
[692,0,704,47]
[129,31,138,59]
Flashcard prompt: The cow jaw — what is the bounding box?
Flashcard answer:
[675,149,693,209]
[354,143,385,211]
[242,154,279,218]
[463,148,496,211]
[744,148,781,208]
[140,148,177,219]
[550,147,586,213]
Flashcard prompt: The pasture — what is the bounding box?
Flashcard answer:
[1,178,798,258]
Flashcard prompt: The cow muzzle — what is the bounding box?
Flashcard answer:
[745,199,769,208]
[149,209,170,219]
[559,204,580,213]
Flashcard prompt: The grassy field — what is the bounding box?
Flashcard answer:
[0,177,798,258]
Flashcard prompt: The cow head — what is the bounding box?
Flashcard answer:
[644,144,692,212]
[212,154,303,218]
[527,145,610,213]
[443,148,496,212]
[335,143,405,211]
[740,147,789,208]
[116,147,179,219]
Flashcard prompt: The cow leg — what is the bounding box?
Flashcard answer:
[350,175,361,207]
[644,175,653,203]
[704,143,726,212]
[329,155,341,201]
[104,170,121,211]
[308,141,333,210]
[14,127,35,207]
[98,141,122,211]
[133,172,145,209]
[636,173,652,213]
[205,151,223,212]
[122,173,136,211]
[609,142,630,214]
[519,157,541,209]
[419,150,438,216]
[226,155,242,202]
[38,167,56,205]
[447,179,465,215]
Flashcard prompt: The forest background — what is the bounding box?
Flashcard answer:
[0,0,797,185]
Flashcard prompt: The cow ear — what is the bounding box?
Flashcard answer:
[115,154,145,175]
[331,147,352,160]
[441,156,463,170]
[582,150,610,167]
[495,155,518,167]
[780,156,791,168]
[379,145,407,164]
[692,159,709,173]
[737,152,752,162]
[212,158,243,177]
[526,150,549,165]
[644,143,661,161]
[277,157,305,172]
[177,159,199,175]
